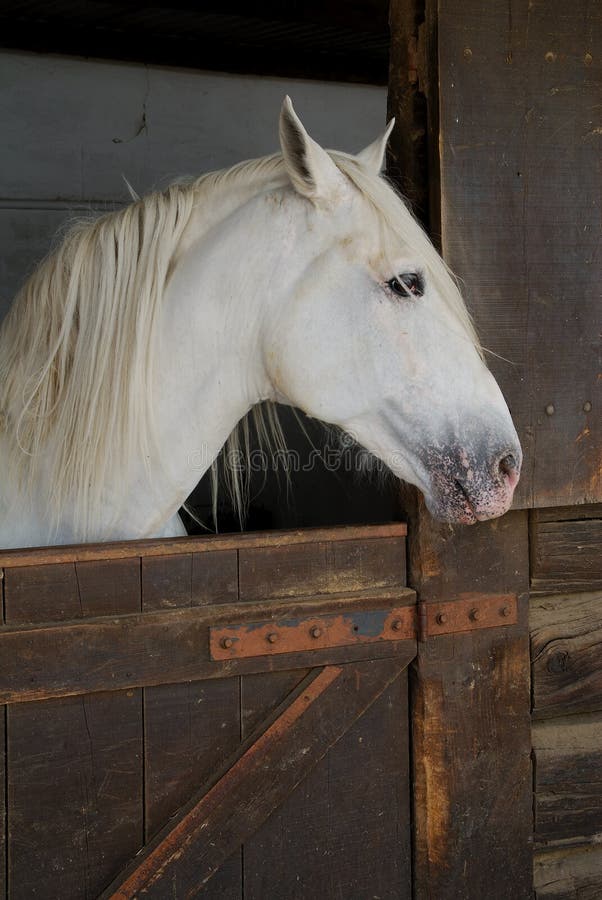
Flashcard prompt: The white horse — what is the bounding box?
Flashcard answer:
[0,98,521,549]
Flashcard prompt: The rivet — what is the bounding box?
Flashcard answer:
[267,632,278,644]
[310,626,322,639]
[583,401,592,413]
[584,52,593,66]
[221,637,233,650]
[545,403,555,416]
[463,47,473,61]
[391,619,403,631]
[545,51,557,63]
[500,606,511,618]
[469,608,480,622]
[436,612,448,625]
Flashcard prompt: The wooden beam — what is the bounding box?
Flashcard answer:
[100,658,407,899]
[530,508,602,595]
[0,522,407,569]
[0,589,416,703]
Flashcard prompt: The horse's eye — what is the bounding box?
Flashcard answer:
[387,272,424,298]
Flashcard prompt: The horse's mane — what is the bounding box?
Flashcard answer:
[0,149,478,539]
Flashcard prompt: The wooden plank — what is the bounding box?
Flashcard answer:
[0,589,416,704]
[533,713,602,850]
[101,657,409,899]
[530,512,602,595]
[0,705,5,900]
[0,523,407,569]
[436,0,601,507]
[409,505,532,900]
[5,558,143,899]
[242,672,412,900]
[535,847,602,899]
[531,590,602,718]
[239,535,406,601]
[142,551,242,898]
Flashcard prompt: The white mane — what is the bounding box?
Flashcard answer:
[0,150,478,539]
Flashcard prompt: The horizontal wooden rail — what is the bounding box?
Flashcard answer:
[0,522,407,568]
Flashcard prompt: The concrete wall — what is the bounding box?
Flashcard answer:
[1,51,395,529]
[0,50,387,318]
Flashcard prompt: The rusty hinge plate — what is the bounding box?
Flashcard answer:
[210,606,416,660]
[419,593,517,641]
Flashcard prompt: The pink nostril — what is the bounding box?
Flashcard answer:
[498,452,520,489]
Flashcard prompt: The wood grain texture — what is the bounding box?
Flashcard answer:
[142,551,242,897]
[0,523,407,569]
[535,846,602,899]
[409,505,532,900]
[0,589,416,704]
[5,558,143,899]
[0,706,5,900]
[531,590,602,718]
[239,535,406,600]
[102,657,409,899]
[242,673,412,900]
[533,713,602,850]
[530,509,602,595]
[437,0,602,508]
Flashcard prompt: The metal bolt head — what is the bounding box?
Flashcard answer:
[310,626,322,639]
[545,403,555,416]
[436,612,448,626]
[469,608,480,622]
[583,401,592,413]
[500,605,511,618]
[391,619,403,632]
[221,637,234,650]
[267,632,278,644]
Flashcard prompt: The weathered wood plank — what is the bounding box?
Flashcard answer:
[5,558,143,899]
[533,713,602,849]
[142,551,242,897]
[0,523,407,569]
[409,505,532,900]
[436,0,602,508]
[530,511,602,595]
[531,590,602,718]
[0,589,416,703]
[101,657,409,899]
[0,705,5,900]
[239,535,406,601]
[243,673,412,900]
[535,846,602,899]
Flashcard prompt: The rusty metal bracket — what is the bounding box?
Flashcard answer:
[418,593,517,642]
[210,593,518,661]
[210,606,416,660]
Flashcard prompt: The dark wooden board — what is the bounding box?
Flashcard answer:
[409,505,532,900]
[101,657,409,899]
[0,589,416,704]
[242,673,412,900]
[5,558,144,899]
[437,0,602,508]
[0,706,5,900]
[0,523,407,569]
[531,590,602,718]
[533,713,602,850]
[535,847,602,899]
[530,508,602,595]
[239,535,406,601]
[142,551,242,898]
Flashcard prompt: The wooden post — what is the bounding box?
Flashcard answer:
[389,1,534,894]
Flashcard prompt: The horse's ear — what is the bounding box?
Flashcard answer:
[356,119,395,174]
[279,96,344,203]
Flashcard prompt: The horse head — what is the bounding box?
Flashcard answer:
[265,98,521,524]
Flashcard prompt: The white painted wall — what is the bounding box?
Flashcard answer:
[0,50,387,318]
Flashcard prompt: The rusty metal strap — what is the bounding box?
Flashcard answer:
[210,594,518,660]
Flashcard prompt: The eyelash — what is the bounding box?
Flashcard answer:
[386,272,425,298]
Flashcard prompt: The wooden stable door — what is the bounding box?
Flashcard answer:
[0,525,416,899]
